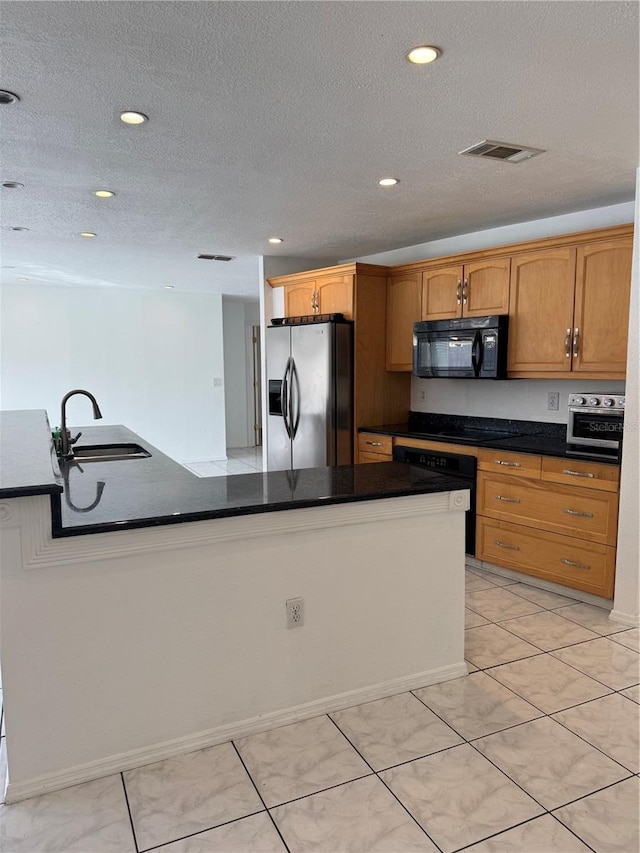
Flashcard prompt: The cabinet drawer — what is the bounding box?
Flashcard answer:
[477,472,619,545]
[477,449,541,479]
[358,433,393,455]
[541,457,620,492]
[359,450,392,463]
[477,517,615,598]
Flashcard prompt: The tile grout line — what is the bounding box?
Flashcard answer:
[134,810,266,853]
[120,772,140,853]
[324,714,446,853]
[230,740,292,853]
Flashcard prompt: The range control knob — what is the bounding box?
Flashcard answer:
[620,398,626,408]
[573,396,586,405]
[589,397,601,406]
[603,398,615,407]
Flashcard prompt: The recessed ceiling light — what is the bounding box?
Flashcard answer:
[406,46,441,65]
[2,181,24,189]
[378,178,400,187]
[0,90,20,105]
[10,226,29,231]
[80,231,97,238]
[17,276,29,282]
[164,285,174,289]
[94,189,115,198]
[268,237,283,244]
[120,110,148,125]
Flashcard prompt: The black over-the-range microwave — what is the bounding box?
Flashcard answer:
[413,315,509,379]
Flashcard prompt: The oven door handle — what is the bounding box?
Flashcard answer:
[471,331,483,377]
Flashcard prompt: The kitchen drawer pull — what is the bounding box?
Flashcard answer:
[456,280,462,305]
[560,558,590,570]
[573,327,580,358]
[563,508,594,518]
[495,495,521,503]
[365,440,383,447]
[494,540,520,551]
[564,327,572,358]
[462,278,468,305]
[495,460,522,467]
[562,469,594,478]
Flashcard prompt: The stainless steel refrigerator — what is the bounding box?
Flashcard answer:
[266,319,353,471]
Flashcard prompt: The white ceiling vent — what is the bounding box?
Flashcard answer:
[197,254,235,261]
[459,140,545,163]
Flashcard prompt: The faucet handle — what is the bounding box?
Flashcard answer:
[69,430,83,446]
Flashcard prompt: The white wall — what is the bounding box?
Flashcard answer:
[222,297,260,449]
[612,171,640,626]
[0,284,226,462]
[411,378,626,424]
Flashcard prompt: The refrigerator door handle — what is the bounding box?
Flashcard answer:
[290,358,301,439]
[281,358,292,439]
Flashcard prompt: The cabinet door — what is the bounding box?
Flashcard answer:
[386,272,422,371]
[572,239,633,377]
[284,282,316,317]
[421,265,463,320]
[507,248,576,375]
[463,258,511,317]
[316,274,353,319]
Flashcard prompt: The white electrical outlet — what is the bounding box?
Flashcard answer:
[420,388,426,402]
[547,392,560,411]
[286,597,304,628]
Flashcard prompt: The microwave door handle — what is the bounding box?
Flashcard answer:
[471,331,483,377]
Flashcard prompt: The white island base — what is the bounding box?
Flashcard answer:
[0,489,468,803]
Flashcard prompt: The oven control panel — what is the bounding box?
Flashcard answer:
[569,394,625,410]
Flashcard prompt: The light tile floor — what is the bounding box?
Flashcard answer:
[1,566,638,852]
[183,447,263,478]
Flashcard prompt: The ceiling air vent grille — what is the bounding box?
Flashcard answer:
[197,254,235,261]
[459,140,545,163]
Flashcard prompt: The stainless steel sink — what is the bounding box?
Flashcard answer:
[71,443,151,462]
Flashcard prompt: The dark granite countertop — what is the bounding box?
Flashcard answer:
[0,410,63,498]
[360,412,621,464]
[0,412,467,537]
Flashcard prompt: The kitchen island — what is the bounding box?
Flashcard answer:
[0,411,469,803]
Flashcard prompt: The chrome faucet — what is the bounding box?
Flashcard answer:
[60,389,103,459]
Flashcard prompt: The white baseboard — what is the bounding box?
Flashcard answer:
[4,661,467,804]
[608,609,640,628]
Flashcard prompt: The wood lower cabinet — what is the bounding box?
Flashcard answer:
[477,455,619,598]
[358,432,392,462]
[477,518,616,598]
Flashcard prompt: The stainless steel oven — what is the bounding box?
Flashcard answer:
[567,394,624,455]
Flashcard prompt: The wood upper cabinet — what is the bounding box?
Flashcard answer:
[573,238,633,375]
[316,274,353,318]
[421,265,463,320]
[422,259,510,321]
[386,272,421,371]
[283,274,353,319]
[508,248,577,374]
[386,259,511,370]
[508,237,632,378]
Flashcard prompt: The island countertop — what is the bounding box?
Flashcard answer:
[1,410,467,537]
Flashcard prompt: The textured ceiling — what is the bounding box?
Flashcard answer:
[1,1,638,296]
